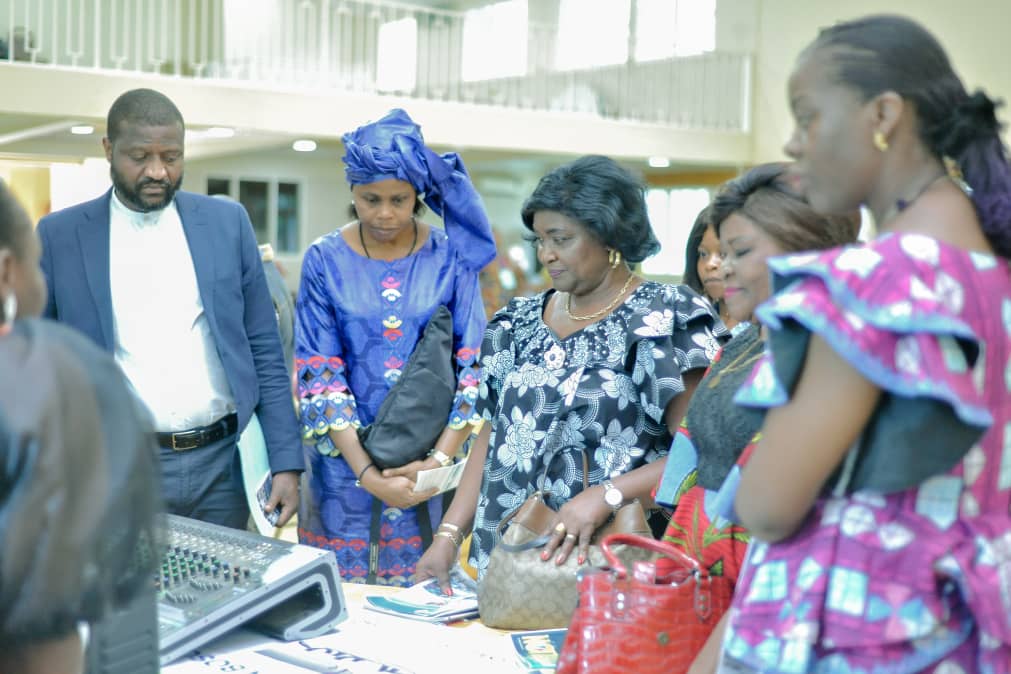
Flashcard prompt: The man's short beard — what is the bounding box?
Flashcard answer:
[111,169,183,213]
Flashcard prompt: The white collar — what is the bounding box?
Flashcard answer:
[110,189,172,227]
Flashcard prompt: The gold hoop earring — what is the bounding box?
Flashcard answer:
[873,131,889,152]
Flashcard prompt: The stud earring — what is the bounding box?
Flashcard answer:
[0,291,17,335]
[873,131,889,152]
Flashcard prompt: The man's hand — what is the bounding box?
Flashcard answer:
[264,470,300,527]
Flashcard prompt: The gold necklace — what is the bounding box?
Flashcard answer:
[706,337,764,389]
[564,274,636,322]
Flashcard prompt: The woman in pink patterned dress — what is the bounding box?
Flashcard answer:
[717,15,1011,673]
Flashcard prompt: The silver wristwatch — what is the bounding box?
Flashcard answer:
[602,480,624,513]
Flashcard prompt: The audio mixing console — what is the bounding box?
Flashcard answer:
[157,514,347,665]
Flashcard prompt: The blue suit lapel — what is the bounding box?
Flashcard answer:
[176,192,217,326]
[78,193,114,350]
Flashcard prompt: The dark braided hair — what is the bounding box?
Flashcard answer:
[811,14,1011,258]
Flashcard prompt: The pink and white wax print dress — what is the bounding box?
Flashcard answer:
[720,233,1011,673]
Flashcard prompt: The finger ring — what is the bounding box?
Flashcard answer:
[553,522,567,536]
[564,533,577,541]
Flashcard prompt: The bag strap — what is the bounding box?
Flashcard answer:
[495,492,554,552]
[417,500,434,550]
[600,532,701,578]
[493,449,592,552]
[367,497,382,584]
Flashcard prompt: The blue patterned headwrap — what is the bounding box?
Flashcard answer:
[341,108,496,270]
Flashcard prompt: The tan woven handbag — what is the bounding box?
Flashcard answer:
[477,452,652,630]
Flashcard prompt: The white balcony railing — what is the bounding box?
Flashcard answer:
[1,0,750,131]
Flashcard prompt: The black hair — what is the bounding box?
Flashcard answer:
[520,155,660,263]
[106,88,184,144]
[711,163,858,251]
[811,14,1011,258]
[682,206,712,295]
[0,179,32,259]
[0,321,161,651]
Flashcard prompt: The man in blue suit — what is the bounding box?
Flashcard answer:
[37,88,301,529]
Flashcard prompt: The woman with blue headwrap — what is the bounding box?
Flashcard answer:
[295,109,495,586]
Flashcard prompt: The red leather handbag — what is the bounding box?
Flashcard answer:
[556,533,733,674]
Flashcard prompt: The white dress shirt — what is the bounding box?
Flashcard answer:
[109,191,235,431]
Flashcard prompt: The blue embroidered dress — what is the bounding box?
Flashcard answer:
[469,281,725,574]
[296,226,487,586]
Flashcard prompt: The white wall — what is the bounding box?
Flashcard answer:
[185,144,544,288]
[747,0,1011,163]
[185,144,348,286]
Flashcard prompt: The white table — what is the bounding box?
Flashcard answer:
[162,583,526,673]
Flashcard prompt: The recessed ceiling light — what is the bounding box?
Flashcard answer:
[70,125,94,135]
[292,139,317,152]
[205,126,235,139]
[648,156,670,168]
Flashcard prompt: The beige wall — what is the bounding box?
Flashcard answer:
[749,0,1011,163]
[0,164,50,224]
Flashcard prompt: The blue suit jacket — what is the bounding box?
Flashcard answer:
[37,189,302,475]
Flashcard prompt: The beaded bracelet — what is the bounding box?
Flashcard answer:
[355,462,375,487]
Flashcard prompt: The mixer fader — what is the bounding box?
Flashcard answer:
[157,514,347,665]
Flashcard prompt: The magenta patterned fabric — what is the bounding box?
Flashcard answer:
[720,234,1011,673]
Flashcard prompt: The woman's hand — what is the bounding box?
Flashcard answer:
[414,536,459,595]
[382,456,441,484]
[360,470,438,510]
[541,486,612,566]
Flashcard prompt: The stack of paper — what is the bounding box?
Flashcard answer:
[363,568,479,623]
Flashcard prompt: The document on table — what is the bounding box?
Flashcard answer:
[363,568,479,623]
[412,459,467,495]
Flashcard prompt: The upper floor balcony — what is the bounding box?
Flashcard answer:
[0,0,752,163]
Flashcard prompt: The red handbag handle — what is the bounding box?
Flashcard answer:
[600,532,701,578]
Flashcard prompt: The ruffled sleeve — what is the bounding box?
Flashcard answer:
[734,234,992,493]
[626,284,725,426]
[294,245,360,456]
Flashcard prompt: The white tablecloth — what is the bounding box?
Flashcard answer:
[162,583,524,674]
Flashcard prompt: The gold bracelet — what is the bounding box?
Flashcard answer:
[438,522,461,533]
[430,449,454,467]
[434,530,462,547]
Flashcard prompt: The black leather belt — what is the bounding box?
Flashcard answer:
[157,413,238,451]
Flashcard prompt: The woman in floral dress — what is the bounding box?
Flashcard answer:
[717,15,1011,672]
[416,155,726,586]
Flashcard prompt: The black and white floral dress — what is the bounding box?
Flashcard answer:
[469,281,725,575]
